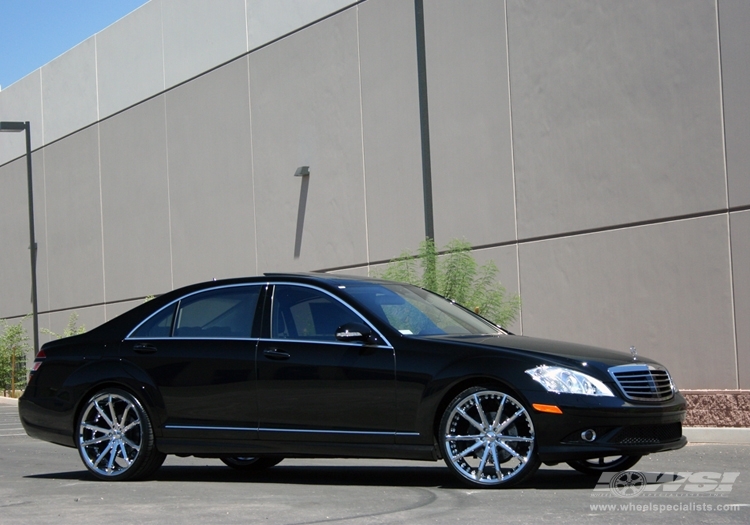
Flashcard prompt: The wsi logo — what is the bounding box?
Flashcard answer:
[608,470,648,498]
[592,471,740,498]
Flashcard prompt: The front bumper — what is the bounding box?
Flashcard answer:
[522,389,687,463]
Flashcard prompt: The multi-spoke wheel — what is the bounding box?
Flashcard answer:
[567,455,642,476]
[439,386,540,488]
[76,388,165,481]
[220,457,284,471]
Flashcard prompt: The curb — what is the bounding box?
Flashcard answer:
[0,396,19,406]
[683,427,750,444]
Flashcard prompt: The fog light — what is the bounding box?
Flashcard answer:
[581,429,597,442]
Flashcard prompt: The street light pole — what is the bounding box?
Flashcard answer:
[0,121,39,356]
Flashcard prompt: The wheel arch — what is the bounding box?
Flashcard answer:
[431,376,530,443]
[410,351,539,443]
[64,361,167,438]
[74,382,166,480]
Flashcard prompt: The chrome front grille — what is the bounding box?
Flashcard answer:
[609,364,675,402]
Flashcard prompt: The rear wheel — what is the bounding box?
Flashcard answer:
[567,455,642,476]
[220,457,283,471]
[439,386,540,488]
[76,388,165,481]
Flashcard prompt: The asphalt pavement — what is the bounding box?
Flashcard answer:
[1,396,749,525]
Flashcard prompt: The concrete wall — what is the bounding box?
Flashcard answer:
[1,0,748,390]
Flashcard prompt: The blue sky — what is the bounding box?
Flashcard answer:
[0,0,149,90]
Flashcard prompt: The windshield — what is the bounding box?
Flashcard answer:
[340,282,504,336]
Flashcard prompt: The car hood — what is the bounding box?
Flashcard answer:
[423,333,659,368]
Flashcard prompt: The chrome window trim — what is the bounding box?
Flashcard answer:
[268,281,393,348]
[128,336,256,341]
[126,281,393,348]
[258,336,393,349]
[165,424,419,437]
[165,425,256,432]
[125,336,391,350]
[260,428,420,437]
[125,283,265,340]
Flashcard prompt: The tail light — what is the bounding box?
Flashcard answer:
[30,348,46,374]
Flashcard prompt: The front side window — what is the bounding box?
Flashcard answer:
[271,285,361,341]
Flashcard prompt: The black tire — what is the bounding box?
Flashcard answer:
[76,388,165,481]
[566,455,643,476]
[220,457,284,471]
[439,386,540,488]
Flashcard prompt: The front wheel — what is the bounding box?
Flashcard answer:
[566,455,642,476]
[76,388,165,481]
[220,457,283,471]
[439,386,540,488]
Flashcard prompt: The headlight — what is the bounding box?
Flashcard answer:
[525,365,614,397]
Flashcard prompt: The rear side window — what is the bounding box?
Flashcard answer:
[131,286,261,339]
[131,304,176,338]
[174,287,260,338]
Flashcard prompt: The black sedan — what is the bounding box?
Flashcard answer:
[19,273,686,488]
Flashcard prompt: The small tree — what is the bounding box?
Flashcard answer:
[376,238,521,327]
[0,318,31,397]
[42,312,86,339]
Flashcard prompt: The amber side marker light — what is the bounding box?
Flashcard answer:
[532,403,563,414]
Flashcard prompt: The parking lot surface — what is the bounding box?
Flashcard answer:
[2,399,749,524]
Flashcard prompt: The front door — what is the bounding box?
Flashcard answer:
[256,284,395,443]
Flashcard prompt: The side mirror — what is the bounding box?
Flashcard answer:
[335,322,376,344]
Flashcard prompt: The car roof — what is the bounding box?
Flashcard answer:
[71,272,399,343]
[263,272,391,285]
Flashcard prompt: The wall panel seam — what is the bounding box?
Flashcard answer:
[715,0,740,388]
[94,36,101,122]
[317,207,750,272]
[355,6,370,268]
[503,0,522,334]
[0,1,367,164]
[41,149,50,320]
[246,57,258,275]
[95,124,107,320]
[163,96,174,292]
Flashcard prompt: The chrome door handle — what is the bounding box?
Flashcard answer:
[133,343,157,354]
[263,348,290,360]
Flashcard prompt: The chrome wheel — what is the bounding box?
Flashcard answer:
[220,456,283,471]
[77,389,164,480]
[567,455,642,476]
[440,387,539,488]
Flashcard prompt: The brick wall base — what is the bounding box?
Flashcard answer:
[683,391,750,427]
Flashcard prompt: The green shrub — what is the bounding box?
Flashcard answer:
[0,318,31,396]
[376,238,521,327]
[41,312,86,339]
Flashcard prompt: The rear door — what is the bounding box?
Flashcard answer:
[122,284,263,441]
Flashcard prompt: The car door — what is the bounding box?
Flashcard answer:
[122,284,263,441]
[256,284,395,443]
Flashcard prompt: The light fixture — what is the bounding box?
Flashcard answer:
[0,121,27,132]
[294,166,310,177]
